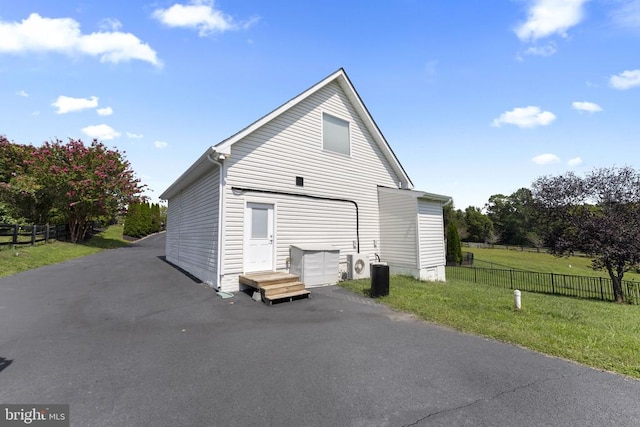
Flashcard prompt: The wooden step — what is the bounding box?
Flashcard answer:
[239,272,310,305]
[262,289,311,305]
[260,281,306,297]
[239,272,300,289]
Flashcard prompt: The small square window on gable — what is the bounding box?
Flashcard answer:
[322,112,350,156]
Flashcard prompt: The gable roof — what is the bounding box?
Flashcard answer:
[161,68,413,200]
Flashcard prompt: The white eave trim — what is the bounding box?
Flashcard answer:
[378,186,452,205]
[159,147,217,200]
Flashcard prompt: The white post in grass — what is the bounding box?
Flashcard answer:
[514,290,521,311]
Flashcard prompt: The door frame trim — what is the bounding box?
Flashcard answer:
[243,199,277,273]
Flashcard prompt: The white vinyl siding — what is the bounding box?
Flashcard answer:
[417,199,446,268]
[377,187,447,281]
[165,168,219,286]
[322,112,350,155]
[377,189,418,268]
[222,81,402,280]
[165,192,182,266]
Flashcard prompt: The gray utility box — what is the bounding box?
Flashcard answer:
[289,244,340,288]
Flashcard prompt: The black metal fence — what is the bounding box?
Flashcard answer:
[446,266,640,303]
[0,224,68,246]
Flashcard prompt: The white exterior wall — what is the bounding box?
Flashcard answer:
[165,168,220,287]
[220,81,402,291]
[377,188,447,282]
[377,188,418,268]
[417,199,446,268]
[417,199,447,281]
[166,191,182,266]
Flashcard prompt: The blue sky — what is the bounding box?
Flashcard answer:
[1,0,639,209]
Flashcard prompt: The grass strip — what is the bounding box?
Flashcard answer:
[0,224,130,278]
[340,276,640,379]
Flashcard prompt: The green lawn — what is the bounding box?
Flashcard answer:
[465,246,640,281]
[0,224,130,278]
[340,276,640,379]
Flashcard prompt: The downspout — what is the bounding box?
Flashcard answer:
[206,152,226,290]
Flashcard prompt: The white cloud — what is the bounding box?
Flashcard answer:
[532,153,560,165]
[98,18,122,32]
[153,0,257,36]
[571,101,602,113]
[82,124,121,140]
[127,132,144,139]
[610,0,640,29]
[610,69,640,89]
[154,140,168,149]
[97,106,113,116]
[523,42,557,57]
[52,95,98,114]
[568,156,583,166]
[492,106,556,128]
[17,89,28,97]
[0,13,160,66]
[515,0,589,41]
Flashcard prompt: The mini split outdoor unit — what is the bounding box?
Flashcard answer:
[347,254,370,280]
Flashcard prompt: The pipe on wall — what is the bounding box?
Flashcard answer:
[206,152,225,289]
[230,186,361,253]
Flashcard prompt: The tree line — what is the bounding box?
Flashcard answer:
[446,187,540,248]
[446,166,640,303]
[123,201,165,238]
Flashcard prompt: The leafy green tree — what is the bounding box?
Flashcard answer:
[464,206,494,243]
[142,202,153,235]
[446,221,463,265]
[485,188,536,246]
[151,203,161,233]
[532,166,640,303]
[0,136,42,223]
[0,135,31,183]
[443,204,468,241]
[124,201,162,237]
[124,202,141,237]
[159,204,167,229]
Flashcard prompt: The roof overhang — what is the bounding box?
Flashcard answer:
[159,147,220,200]
[378,185,452,205]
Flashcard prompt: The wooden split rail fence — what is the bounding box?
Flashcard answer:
[0,224,68,246]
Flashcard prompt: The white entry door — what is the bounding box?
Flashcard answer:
[245,202,274,272]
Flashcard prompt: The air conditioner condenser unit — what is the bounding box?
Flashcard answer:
[347,254,370,280]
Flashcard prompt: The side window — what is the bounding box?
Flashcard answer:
[322,113,350,156]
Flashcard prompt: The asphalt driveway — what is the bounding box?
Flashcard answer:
[1,233,639,426]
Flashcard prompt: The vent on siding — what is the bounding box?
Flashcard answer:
[296,176,304,187]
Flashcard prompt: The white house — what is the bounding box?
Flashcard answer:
[160,68,451,293]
